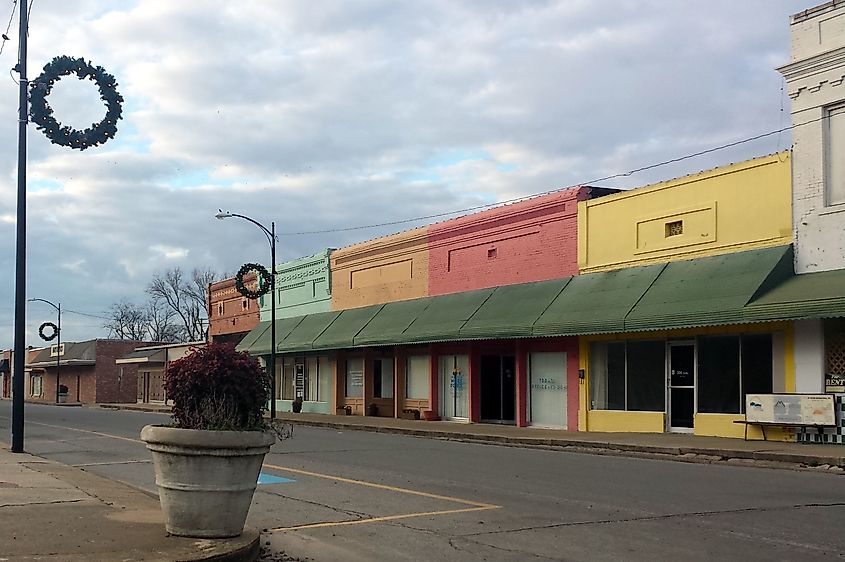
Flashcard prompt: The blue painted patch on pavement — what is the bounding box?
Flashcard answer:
[258,472,296,485]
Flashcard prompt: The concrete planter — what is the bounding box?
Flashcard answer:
[140,425,275,538]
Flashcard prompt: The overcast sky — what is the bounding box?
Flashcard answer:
[0,0,810,349]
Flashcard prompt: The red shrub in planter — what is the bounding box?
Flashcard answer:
[164,342,270,431]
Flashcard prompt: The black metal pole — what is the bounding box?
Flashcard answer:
[269,221,276,420]
[55,303,61,403]
[11,0,28,453]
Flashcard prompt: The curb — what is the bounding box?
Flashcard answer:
[270,416,845,470]
[97,403,845,471]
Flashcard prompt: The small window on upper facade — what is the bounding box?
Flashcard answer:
[665,220,683,237]
[242,299,249,310]
[487,247,497,259]
[826,104,845,206]
[217,302,224,316]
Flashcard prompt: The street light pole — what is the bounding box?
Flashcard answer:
[215,211,277,420]
[11,0,29,453]
[29,299,61,403]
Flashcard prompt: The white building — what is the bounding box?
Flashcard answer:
[777,2,845,421]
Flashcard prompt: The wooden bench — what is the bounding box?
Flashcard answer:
[732,420,834,441]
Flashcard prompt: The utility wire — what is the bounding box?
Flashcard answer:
[0,0,17,56]
[64,309,111,321]
[276,114,824,237]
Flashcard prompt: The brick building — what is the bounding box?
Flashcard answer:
[429,187,615,296]
[26,339,153,404]
[208,272,260,345]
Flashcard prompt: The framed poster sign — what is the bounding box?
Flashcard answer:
[745,394,835,426]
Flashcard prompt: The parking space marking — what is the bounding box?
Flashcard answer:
[263,463,498,509]
[271,505,496,532]
[262,462,500,531]
[23,421,502,529]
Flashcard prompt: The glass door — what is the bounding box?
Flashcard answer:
[439,355,469,420]
[668,342,695,432]
[480,355,516,424]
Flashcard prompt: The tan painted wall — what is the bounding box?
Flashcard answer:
[331,227,429,310]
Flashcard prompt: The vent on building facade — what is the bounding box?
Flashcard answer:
[665,220,683,237]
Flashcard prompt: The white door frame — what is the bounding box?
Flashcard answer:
[667,340,696,433]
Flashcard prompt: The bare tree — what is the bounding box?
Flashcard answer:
[145,299,181,343]
[147,267,220,342]
[104,300,149,341]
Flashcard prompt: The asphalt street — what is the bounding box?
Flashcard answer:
[1,401,844,561]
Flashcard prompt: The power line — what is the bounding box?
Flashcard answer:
[64,309,111,321]
[276,115,823,237]
[0,0,17,56]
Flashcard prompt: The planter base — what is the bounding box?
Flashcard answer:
[141,425,274,538]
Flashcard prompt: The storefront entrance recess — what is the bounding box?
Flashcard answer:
[481,355,516,424]
[668,342,695,432]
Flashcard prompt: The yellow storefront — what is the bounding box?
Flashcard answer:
[578,322,796,440]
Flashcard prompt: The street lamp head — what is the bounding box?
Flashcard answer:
[214,209,232,220]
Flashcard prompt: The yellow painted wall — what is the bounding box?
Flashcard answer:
[578,152,792,273]
[586,410,665,433]
[331,227,429,310]
[694,414,796,441]
[579,322,796,438]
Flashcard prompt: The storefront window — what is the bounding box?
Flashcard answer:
[529,352,567,427]
[345,358,364,398]
[589,342,625,410]
[31,374,43,397]
[740,334,772,406]
[319,356,331,401]
[626,340,665,411]
[825,319,845,392]
[406,355,429,399]
[698,334,773,414]
[281,358,295,400]
[590,340,663,412]
[698,336,740,414]
[373,358,394,398]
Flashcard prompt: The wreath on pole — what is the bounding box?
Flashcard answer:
[29,55,124,151]
[38,321,59,342]
[235,263,271,300]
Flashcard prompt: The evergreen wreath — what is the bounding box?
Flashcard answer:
[29,55,124,151]
[38,321,59,342]
[235,263,271,299]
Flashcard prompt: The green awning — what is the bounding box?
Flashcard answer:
[533,265,665,336]
[235,322,269,354]
[312,305,384,351]
[401,288,495,344]
[744,267,845,322]
[461,279,570,339]
[279,310,341,353]
[624,245,793,332]
[236,317,304,355]
[354,298,432,347]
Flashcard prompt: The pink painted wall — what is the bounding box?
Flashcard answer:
[428,187,614,296]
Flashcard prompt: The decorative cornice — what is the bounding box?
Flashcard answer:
[777,46,845,83]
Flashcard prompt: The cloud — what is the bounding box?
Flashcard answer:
[0,0,810,347]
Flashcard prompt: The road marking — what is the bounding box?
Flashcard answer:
[20,420,501,528]
[25,420,144,444]
[258,472,296,485]
[263,463,499,509]
[270,505,497,532]
[72,459,151,467]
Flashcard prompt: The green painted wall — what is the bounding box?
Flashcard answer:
[260,249,333,321]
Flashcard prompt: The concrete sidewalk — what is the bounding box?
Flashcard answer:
[0,444,260,561]
[101,402,845,471]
